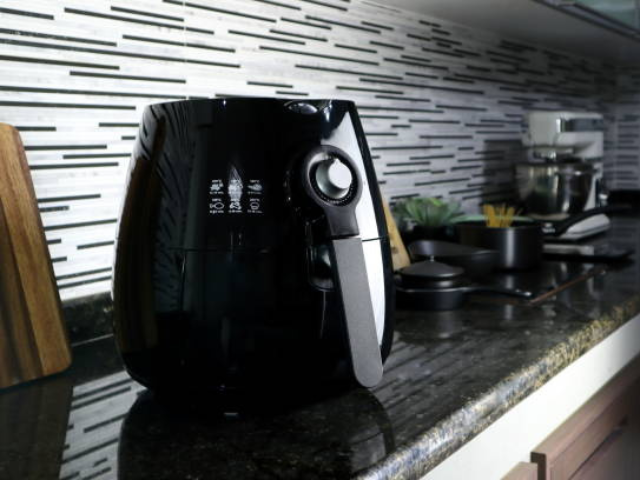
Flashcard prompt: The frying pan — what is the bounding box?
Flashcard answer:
[395,260,532,311]
[455,205,630,270]
[408,240,499,278]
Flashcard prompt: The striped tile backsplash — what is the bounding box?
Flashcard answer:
[0,0,620,301]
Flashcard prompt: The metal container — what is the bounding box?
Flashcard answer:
[515,161,594,217]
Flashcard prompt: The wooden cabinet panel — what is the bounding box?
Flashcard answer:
[531,354,640,480]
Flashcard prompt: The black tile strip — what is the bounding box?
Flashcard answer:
[305,15,381,33]
[407,33,431,42]
[300,0,348,11]
[0,101,134,110]
[24,144,107,151]
[432,28,450,36]
[122,34,235,53]
[404,72,438,80]
[362,21,393,31]
[336,86,403,95]
[384,57,432,68]
[453,48,481,57]
[269,28,327,42]
[58,275,113,290]
[388,161,431,166]
[64,7,214,34]
[280,17,332,30]
[52,256,68,263]
[248,80,293,88]
[39,194,101,203]
[260,45,378,65]
[83,467,112,480]
[276,90,308,96]
[487,49,528,63]
[99,122,138,127]
[364,132,398,136]
[420,135,473,140]
[408,119,460,124]
[370,40,404,50]
[253,0,301,10]
[422,47,464,59]
[77,241,116,250]
[230,29,305,45]
[335,43,377,54]
[0,54,119,70]
[0,84,184,100]
[295,64,401,80]
[371,145,444,151]
[415,178,467,187]
[409,154,455,160]
[61,438,120,464]
[400,54,432,64]
[435,104,488,112]
[40,206,70,213]
[166,0,276,23]
[31,163,120,169]
[70,71,186,84]
[111,5,184,22]
[374,95,432,103]
[359,77,483,95]
[63,152,130,159]
[360,115,400,119]
[44,218,118,231]
[432,36,462,46]
[0,27,116,47]
[0,38,240,69]
[84,413,128,433]
[15,126,57,132]
[48,238,62,245]
[0,7,53,20]
[57,267,113,282]
[358,106,444,113]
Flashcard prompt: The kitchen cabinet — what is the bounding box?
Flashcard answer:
[531,353,640,480]
[424,313,640,480]
[384,0,640,65]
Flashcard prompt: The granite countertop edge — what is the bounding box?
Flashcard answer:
[356,293,640,480]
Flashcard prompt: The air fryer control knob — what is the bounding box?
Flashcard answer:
[314,157,353,200]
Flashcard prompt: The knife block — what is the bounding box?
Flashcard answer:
[0,123,71,389]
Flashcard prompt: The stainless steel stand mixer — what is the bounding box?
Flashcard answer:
[517,110,609,241]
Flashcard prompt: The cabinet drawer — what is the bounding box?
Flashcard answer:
[531,355,640,480]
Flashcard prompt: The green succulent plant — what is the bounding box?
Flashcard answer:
[393,197,465,229]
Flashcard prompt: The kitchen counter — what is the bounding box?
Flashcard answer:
[2,216,640,480]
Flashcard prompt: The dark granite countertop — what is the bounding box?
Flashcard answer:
[2,216,640,480]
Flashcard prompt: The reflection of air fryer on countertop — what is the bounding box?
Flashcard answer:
[112,98,394,394]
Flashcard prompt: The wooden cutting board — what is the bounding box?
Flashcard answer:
[0,123,71,389]
[382,199,411,271]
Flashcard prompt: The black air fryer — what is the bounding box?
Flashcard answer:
[113,98,394,394]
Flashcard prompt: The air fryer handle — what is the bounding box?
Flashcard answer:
[329,237,383,388]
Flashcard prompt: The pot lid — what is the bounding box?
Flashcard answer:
[400,259,464,281]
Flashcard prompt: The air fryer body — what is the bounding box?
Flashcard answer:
[113,98,394,393]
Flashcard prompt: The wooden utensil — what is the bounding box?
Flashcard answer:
[0,123,71,389]
[382,199,411,271]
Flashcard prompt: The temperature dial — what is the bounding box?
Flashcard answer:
[314,156,353,200]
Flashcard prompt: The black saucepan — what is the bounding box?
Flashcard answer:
[408,240,499,278]
[455,205,630,271]
[395,260,533,311]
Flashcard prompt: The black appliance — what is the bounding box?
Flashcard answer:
[112,98,394,393]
